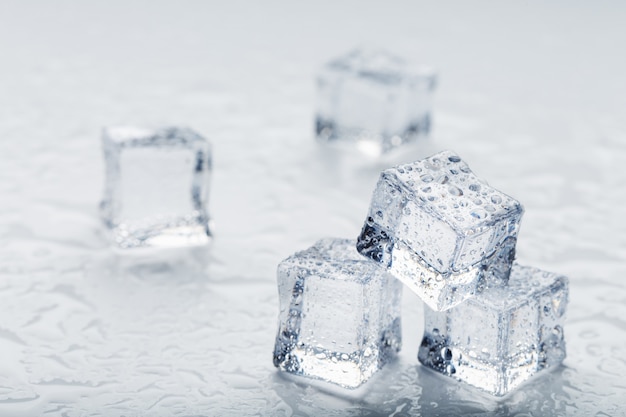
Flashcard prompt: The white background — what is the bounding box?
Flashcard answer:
[0,1,625,415]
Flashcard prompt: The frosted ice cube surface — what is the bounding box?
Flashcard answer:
[273,238,402,389]
[316,48,436,156]
[100,126,212,249]
[356,150,523,310]
[418,263,569,396]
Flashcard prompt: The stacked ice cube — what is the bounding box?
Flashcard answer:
[273,150,568,396]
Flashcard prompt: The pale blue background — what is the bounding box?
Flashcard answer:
[0,1,624,415]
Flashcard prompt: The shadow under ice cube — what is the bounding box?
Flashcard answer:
[273,238,402,389]
[315,48,436,156]
[418,263,569,396]
[100,126,212,249]
[356,150,524,311]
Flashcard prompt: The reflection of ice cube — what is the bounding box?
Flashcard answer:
[418,263,569,396]
[100,126,212,249]
[315,48,436,156]
[357,150,523,311]
[273,238,402,389]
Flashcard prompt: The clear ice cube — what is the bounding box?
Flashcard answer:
[356,150,524,311]
[418,263,569,396]
[100,126,212,249]
[315,48,436,156]
[273,238,402,389]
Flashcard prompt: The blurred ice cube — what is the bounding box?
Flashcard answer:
[315,48,436,156]
[100,126,212,249]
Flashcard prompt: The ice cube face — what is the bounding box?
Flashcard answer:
[356,150,524,311]
[418,264,569,396]
[273,238,402,389]
[315,48,436,156]
[100,126,212,249]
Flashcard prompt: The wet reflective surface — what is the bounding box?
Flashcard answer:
[0,1,625,415]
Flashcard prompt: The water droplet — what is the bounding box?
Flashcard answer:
[446,364,456,374]
[428,196,437,202]
[421,174,433,183]
[441,347,453,361]
[437,175,449,184]
[376,210,383,218]
[485,205,496,213]
[422,186,432,193]
[471,209,487,219]
[474,198,483,205]
[454,215,464,222]
[448,155,461,163]
[491,195,502,204]
[424,160,441,171]
[448,185,463,196]
[469,183,481,192]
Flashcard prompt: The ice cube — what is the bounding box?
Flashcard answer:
[100,126,212,249]
[273,238,402,388]
[418,263,569,396]
[315,48,436,156]
[356,150,524,311]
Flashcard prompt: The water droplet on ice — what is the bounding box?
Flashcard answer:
[441,347,453,361]
[448,185,463,196]
[471,209,487,219]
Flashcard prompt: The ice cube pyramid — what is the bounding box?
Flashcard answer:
[272,149,568,397]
